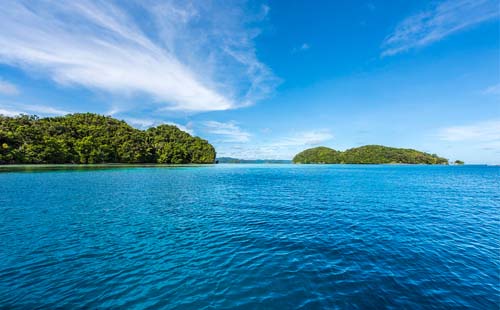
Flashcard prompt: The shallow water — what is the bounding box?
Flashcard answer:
[0,164,499,308]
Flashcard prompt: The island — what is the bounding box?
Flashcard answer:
[293,145,449,164]
[0,113,215,164]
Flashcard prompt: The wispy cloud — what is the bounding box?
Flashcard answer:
[0,79,19,95]
[0,1,278,112]
[171,122,194,136]
[0,102,69,116]
[122,117,193,134]
[366,3,376,12]
[438,120,500,143]
[121,117,158,129]
[273,130,333,147]
[203,121,251,143]
[292,43,310,53]
[23,104,70,116]
[482,83,500,95]
[382,0,499,56]
[0,108,23,117]
[213,129,334,159]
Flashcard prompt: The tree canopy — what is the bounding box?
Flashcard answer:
[0,113,216,164]
[293,145,449,165]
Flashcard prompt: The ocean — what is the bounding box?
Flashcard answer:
[0,164,498,308]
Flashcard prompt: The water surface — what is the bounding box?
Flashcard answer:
[0,165,499,308]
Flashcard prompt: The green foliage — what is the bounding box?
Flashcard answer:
[292,147,342,164]
[454,160,464,165]
[293,145,449,165]
[0,113,216,164]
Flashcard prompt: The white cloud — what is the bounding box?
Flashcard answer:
[121,117,194,134]
[122,117,157,129]
[292,43,310,53]
[482,83,500,95]
[203,121,251,142]
[0,1,277,112]
[276,130,334,147]
[260,4,271,18]
[382,0,499,56]
[366,3,376,12]
[0,108,23,117]
[21,104,69,116]
[213,129,334,159]
[0,102,69,116]
[436,119,500,164]
[438,120,500,142]
[0,79,19,95]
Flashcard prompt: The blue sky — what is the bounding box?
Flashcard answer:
[0,0,498,163]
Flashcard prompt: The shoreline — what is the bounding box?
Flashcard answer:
[0,163,490,170]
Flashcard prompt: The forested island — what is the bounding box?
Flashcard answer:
[293,145,450,164]
[0,113,215,164]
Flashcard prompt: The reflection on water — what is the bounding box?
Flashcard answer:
[0,164,213,173]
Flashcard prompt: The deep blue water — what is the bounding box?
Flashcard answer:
[0,164,499,309]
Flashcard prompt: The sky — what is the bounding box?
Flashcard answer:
[0,0,499,164]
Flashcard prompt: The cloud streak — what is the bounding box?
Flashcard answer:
[438,120,500,143]
[482,83,500,95]
[0,79,19,95]
[203,121,251,143]
[0,108,23,117]
[0,102,69,116]
[212,129,334,159]
[0,1,277,112]
[275,130,333,147]
[292,43,310,53]
[382,0,499,56]
[122,117,194,134]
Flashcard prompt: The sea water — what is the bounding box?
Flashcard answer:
[0,165,498,308]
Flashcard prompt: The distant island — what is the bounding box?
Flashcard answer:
[0,113,215,164]
[293,145,451,165]
[217,157,292,164]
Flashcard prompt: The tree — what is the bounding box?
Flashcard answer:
[293,145,449,165]
[0,113,216,164]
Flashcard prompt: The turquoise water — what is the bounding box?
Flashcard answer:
[0,164,499,308]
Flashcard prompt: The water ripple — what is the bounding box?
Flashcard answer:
[0,165,499,308]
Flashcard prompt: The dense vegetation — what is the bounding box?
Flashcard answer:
[0,113,216,164]
[293,145,449,164]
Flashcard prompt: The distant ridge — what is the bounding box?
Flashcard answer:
[293,145,451,165]
[217,157,292,164]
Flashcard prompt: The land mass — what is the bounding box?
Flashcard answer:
[0,113,215,164]
[217,157,292,164]
[293,145,450,165]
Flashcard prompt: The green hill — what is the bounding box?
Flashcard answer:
[0,113,215,164]
[293,145,449,164]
